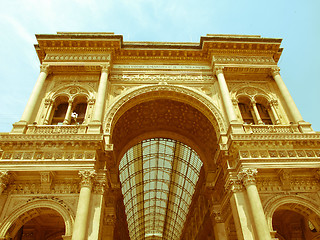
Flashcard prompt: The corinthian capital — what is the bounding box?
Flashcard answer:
[40,64,50,74]
[224,174,243,193]
[101,63,111,73]
[271,67,280,77]
[214,66,224,75]
[238,168,258,186]
[79,170,96,188]
[0,171,9,194]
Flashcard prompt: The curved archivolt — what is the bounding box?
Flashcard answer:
[119,138,203,240]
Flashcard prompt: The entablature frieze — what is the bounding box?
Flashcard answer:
[0,150,97,162]
[0,133,104,148]
[212,55,276,65]
[109,73,215,83]
[43,53,111,63]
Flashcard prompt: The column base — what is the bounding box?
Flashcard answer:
[87,122,102,133]
[298,121,314,133]
[11,121,28,134]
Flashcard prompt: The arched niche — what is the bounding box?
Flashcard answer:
[103,84,226,173]
[0,199,74,238]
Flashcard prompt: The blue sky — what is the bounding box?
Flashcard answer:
[0,0,319,132]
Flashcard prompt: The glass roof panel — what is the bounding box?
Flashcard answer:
[119,138,203,240]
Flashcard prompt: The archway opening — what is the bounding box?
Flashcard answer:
[272,206,320,240]
[111,98,218,171]
[7,207,65,240]
[119,138,203,240]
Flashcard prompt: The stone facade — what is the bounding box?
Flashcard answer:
[0,32,319,240]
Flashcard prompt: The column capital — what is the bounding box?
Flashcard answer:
[79,170,96,188]
[101,63,111,73]
[271,67,280,77]
[211,205,225,223]
[225,174,244,193]
[0,171,10,193]
[238,168,258,186]
[40,64,50,74]
[214,66,224,75]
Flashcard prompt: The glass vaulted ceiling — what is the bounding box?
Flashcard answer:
[119,138,203,240]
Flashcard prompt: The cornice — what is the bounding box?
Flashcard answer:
[34,33,283,64]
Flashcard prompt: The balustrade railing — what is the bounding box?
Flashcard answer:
[26,124,88,134]
[243,124,300,134]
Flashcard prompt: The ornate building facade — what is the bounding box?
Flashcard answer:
[0,32,319,240]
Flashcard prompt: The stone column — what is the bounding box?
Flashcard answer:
[43,99,54,125]
[226,175,255,240]
[0,171,9,195]
[63,100,73,125]
[72,170,96,240]
[269,100,280,125]
[251,100,263,124]
[238,168,271,240]
[271,68,303,123]
[20,64,49,123]
[215,67,238,123]
[92,64,110,123]
[211,209,228,240]
[102,206,116,240]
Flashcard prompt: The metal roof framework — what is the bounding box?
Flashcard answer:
[119,138,203,240]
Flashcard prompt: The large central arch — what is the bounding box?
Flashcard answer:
[104,84,226,172]
[103,84,225,239]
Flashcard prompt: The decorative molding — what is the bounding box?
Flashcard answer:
[44,53,111,62]
[112,64,211,70]
[238,149,320,160]
[213,56,275,65]
[0,150,96,161]
[52,75,99,82]
[110,74,215,83]
[0,132,103,143]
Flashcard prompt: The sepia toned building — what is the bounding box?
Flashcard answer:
[0,32,320,240]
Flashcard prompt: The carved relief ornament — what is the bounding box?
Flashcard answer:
[238,168,258,186]
[79,170,96,188]
[0,170,9,193]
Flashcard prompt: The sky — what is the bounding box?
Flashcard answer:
[0,0,319,132]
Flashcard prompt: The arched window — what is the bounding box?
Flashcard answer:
[49,95,88,125]
[70,96,88,125]
[51,96,69,125]
[238,97,254,124]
